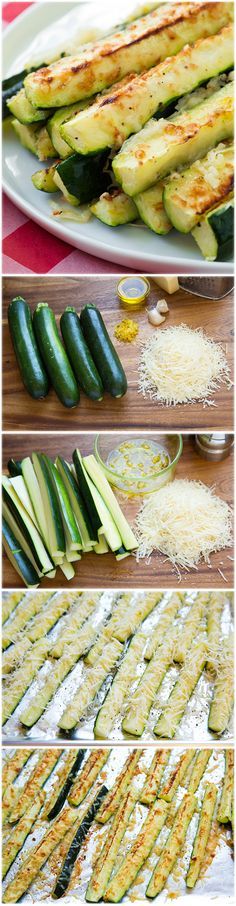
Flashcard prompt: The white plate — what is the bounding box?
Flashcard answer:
[3,1,234,274]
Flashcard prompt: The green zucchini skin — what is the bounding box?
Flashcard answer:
[47,750,86,821]
[73,448,102,537]
[2,517,39,587]
[7,459,22,477]
[8,297,50,399]
[80,305,127,398]
[3,70,28,118]
[33,302,80,408]
[55,152,110,203]
[54,785,108,898]
[60,308,104,400]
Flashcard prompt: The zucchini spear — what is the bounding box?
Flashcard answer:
[2,637,32,675]
[154,634,208,738]
[159,750,195,802]
[174,592,208,663]
[2,638,50,725]
[2,589,51,649]
[68,750,109,807]
[187,750,212,793]
[94,632,147,739]
[208,634,234,734]
[96,750,140,824]
[86,788,137,901]
[146,793,196,897]
[2,749,33,795]
[53,785,108,898]
[25,590,77,642]
[47,750,86,820]
[9,749,62,823]
[122,634,175,737]
[217,750,234,824]
[42,750,82,818]
[145,592,183,660]
[186,783,217,888]
[51,593,98,658]
[59,638,123,731]
[140,750,170,806]
[104,799,168,902]
[2,591,24,624]
[207,592,227,672]
[2,791,45,879]
[85,594,132,666]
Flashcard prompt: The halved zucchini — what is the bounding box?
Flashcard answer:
[90,190,138,226]
[113,82,234,196]
[164,142,234,232]
[191,195,234,260]
[135,181,171,234]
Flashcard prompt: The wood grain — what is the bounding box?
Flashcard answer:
[2,434,233,590]
[3,277,234,431]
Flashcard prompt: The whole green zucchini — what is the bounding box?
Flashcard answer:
[60,307,104,400]
[80,304,127,398]
[8,297,49,399]
[33,302,80,408]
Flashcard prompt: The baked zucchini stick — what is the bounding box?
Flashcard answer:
[2,592,24,624]
[2,790,45,879]
[140,750,170,806]
[59,638,123,731]
[174,593,208,663]
[54,785,108,899]
[47,750,86,820]
[42,750,83,819]
[207,592,226,672]
[2,591,51,649]
[186,783,217,888]
[2,749,33,794]
[122,635,175,737]
[154,634,208,738]
[86,789,137,901]
[145,593,183,661]
[2,804,84,903]
[26,591,77,642]
[96,751,141,824]
[208,634,234,733]
[187,750,212,793]
[20,622,95,727]
[2,784,20,825]
[51,593,98,658]
[159,750,195,802]
[9,749,62,823]
[68,749,109,806]
[94,633,146,738]
[2,638,32,675]
[104,799,168,902]
[2,638,50,724]
[217,750,234,823]
[146,793,197,897]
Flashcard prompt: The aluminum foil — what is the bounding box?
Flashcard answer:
[2,590,234,744]
[2,746,234,903]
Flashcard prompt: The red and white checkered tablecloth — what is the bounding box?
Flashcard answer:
[2,2,131,274]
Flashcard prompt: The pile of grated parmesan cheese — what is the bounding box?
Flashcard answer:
[139,324,230,406]
[136,479,232,571]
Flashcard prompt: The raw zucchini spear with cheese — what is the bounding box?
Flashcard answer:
[207,592,226,672]
[113,82,234,196]
[217,750,234,824]
[90,190,138,226]
[2,591,24,624]
[122,635,174,737]
[20,622,95,727]
[154,634,208,738]
[2,791,45,879]
[2,804,83,903]
[2,638,50,724]
[208,634,234,733]
[68,749,109,806]
[3,636,32,675]
[186,784,217,888]
[51,593,98,658]
[104,799,168,902]
[192,195,234,261]
[53,151,110,206]
[135,182,172,234]
[24,3,234,108]
[146,793,196,898]
[94,632,146,738]
[96,750,140,824]
[62,25,234,154]
[25,591,76,643]
[174,592,208,663]
[159,751,195,802]
[145,592,183,661]
[7,87,50,124]
[59,638,123,731]
[164,142,234,233]
[86,788,136,902]
[2,588,50,649]
[140,750,170,806]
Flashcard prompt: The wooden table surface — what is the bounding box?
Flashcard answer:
[3,434,233,590]
[3,277,234,431]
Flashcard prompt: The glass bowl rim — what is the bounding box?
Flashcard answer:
[94,433,183,485]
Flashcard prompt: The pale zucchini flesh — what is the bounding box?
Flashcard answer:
[90,191,138,226]
[164,141,234,233]
[86,789,137,902]
[59,638,123,731]
[94,633,147,739]
[135,181,172,234]
[154,635,208,738]
[159,750,195,802]
[51,593,97,658]
[186,783,217,888]
[122,635,174,737]
[2,638,50,725]
[112,83,234,196]
[68,749,109,806]
[140,750,170,806]
[32,164,59,192]
[47,100,90,157]
[63,24,234,154]
[191,195,234,261]
[208,634,234,734]
[217,750,234,823]
[96,750,140,824]
[7,87,49,124]
[2,791,45,879]
[83,455,138,551]
[20,622,95,727]
[104,799,168,902]
[145,592,183,660]
[146,793,197,897]
[187,750,212,793]
[9,750,62,823]
[24,3,234,108]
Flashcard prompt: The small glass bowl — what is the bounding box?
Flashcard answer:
[94,433,183,496]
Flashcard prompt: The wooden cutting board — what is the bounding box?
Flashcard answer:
[3,435,233,590]
[3,276,233,431]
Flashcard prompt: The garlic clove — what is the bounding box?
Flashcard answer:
[157,298,169,314]
[148,308,166,326]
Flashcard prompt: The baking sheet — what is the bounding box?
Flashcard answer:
[2,590,234,744]
[2,746,234,903]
